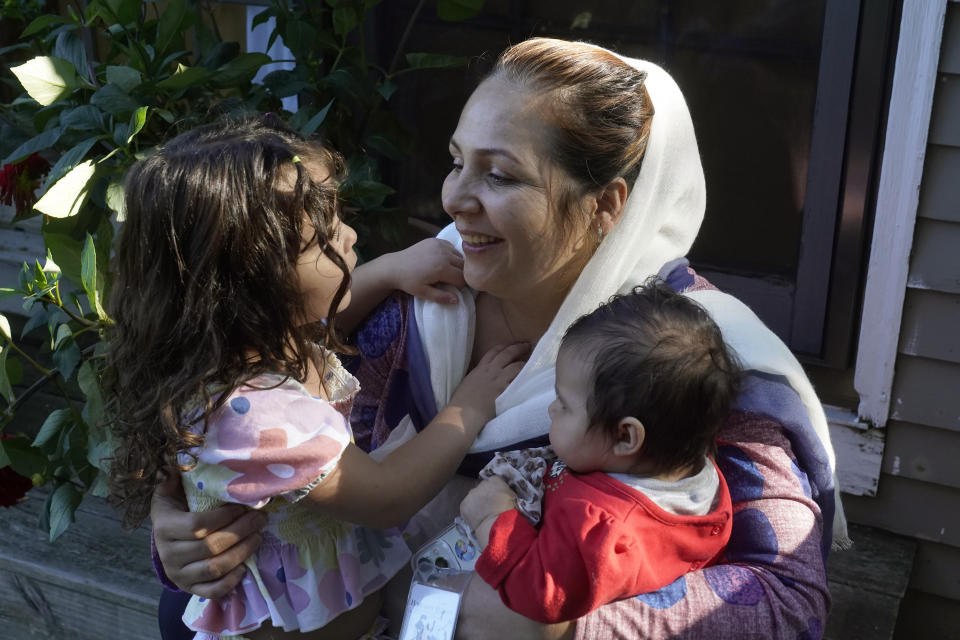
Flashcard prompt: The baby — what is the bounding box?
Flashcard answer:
[460,281,742,623]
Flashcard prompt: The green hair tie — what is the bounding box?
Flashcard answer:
[291,155,301,164]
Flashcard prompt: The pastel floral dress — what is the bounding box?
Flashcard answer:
[180,349,410,639]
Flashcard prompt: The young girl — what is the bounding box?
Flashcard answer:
[105,116,526,639]
[460,282,741,623]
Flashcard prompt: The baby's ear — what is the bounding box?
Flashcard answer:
[612,417,644,457]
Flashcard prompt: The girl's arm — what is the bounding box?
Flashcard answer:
[337,238,464,332]
[303,342,526,528]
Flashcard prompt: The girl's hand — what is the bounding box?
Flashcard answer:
[460,476,517,541]
[151,472,267,599]
[389,238,465,304]
[450,342,529,427]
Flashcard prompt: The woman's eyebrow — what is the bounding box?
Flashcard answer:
[448,137,522,164]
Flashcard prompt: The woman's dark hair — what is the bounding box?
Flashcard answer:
[562,281,742,475]
[492,38,654,240]
[104,116,350,527]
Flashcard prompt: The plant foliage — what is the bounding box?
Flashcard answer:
[0,0,481,539]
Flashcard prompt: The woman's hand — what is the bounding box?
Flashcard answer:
[460,476,517,547]
[388,238,465,304]
[450,342,529,427]
[151,472,267,598]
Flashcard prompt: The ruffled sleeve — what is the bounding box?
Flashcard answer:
[183,377,353,510]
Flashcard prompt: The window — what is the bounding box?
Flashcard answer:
[375,0,902,367]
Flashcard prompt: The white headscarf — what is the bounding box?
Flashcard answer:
[409,48,849,548]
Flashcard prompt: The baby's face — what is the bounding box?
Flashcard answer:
[548,348,614,473]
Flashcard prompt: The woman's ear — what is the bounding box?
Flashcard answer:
[595,177,629,236]
[612,416,644,457]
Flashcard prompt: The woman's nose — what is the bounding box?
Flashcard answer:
[442,171,480,218]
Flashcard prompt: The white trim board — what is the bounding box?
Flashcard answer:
[854,0,948,427]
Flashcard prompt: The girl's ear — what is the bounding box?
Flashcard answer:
[612,416,644,457]
[595,177,629,236]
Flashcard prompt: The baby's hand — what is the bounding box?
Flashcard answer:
[460,476,517,533]
[388,238,465,304]
[450,342,528,427]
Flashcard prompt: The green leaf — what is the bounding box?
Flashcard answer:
[11,56,79,106]
[33,160,96,219]
[332,6,360,36]
[126,106,148,143]
[81,233,106,319]
[300,99,335,136]
[42,232,83,288]
[54,30,88,82]
[437,0,485,21]
[0,439,9,468]
[105,65,142,92]
[262,69,310,98]
[404,53,468,70]
[105,180,126,219]
[212,52,271,88]
[104,0,141,25]
[251,7,276,30]
[3,436,48,478]
[33,408,73,448]
[3,127,62,165]
[78,360,105,428]
[21,304,53,339]
[365,134,403,160]
[34,103,67,132]
[5,355,22,387]
[90,84,137,116]
[0,344,13,403]
[376,79,397,101]
[41,137,99,194]
[155,64,210,91]
[21,14,70,38]
[282,21,318,58]
[52,332,81,381]
[155,0,187,59]
[48,482,82,542]
[61,105,105,132]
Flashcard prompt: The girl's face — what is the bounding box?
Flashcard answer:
[441,77,594,301]
[297,213,357,324]
[296,164,358,324]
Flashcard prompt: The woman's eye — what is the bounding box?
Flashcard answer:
[488,172,514,185]
[450,160,463,173]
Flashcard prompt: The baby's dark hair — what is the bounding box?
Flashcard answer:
[561,281,742,474]
[105,115,349,528]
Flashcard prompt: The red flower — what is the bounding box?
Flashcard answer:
[0,152,51,218]
[0,435,34,508]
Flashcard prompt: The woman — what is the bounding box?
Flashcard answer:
[152,38,845,639]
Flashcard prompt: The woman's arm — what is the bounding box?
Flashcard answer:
[151,472,267,597]
[337,238,465,332]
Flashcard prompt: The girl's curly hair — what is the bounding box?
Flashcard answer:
[104,116,350,528]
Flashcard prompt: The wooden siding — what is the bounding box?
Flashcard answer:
[881,420,960,488]
[890,356,960,431]
[916,144,960,223]
[899,289,960,363]
[852,2,960,620]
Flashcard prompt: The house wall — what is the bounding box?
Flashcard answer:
[844,1,960,633]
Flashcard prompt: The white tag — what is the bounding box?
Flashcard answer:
[398,580,464,640]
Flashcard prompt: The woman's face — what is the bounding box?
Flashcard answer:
[442,77,592,301]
